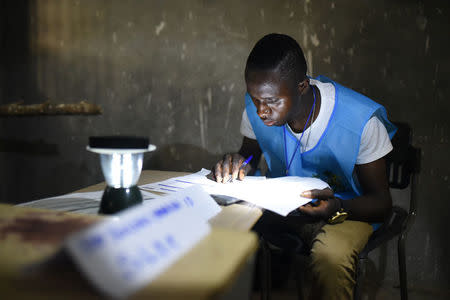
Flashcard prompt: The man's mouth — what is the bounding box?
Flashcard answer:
[263,119,276,126]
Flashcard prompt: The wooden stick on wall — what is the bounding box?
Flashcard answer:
[0,101,102,116]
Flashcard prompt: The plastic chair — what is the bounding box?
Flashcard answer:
[258,122,421,300]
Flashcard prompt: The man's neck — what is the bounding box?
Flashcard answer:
[288,85,321,133]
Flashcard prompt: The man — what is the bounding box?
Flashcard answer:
[211,33,396,299]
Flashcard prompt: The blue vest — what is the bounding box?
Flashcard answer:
[245,75,397,201]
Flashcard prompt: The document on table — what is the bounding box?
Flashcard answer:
[139,168,266,195]
[140,169,330,216]
[18,190,159,214]
[21,190,158,203]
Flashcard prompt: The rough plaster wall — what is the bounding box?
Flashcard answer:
[0,0,448,292]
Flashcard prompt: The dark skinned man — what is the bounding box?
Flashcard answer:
[211,33,396,299]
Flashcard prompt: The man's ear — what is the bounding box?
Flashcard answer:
[297,78,310,95]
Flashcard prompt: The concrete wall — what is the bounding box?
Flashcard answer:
[0,0,448,294]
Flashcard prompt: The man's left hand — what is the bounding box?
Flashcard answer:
[298,188,341,219]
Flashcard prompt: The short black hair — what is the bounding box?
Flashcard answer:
[245,33,307,88]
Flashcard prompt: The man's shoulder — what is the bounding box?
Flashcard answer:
[315,75,376,102]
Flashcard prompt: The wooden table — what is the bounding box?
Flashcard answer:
[0,170,263,299]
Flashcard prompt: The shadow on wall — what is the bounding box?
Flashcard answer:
[144,143,221,173]
[1,0,43,104]
[0,138,59,155]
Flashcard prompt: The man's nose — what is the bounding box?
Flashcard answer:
[257,102,270,118]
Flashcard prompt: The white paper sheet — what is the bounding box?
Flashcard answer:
[139,168,265,195]
[140,169,330,216]
[218,176,330,216]
[21,190,158,204]
[18,190,160,215]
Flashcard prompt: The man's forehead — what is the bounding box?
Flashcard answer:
[250,82,280,97]
[247,69,281,82]
[246,72,288,96]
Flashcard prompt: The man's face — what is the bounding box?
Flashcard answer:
[246,71,300,127]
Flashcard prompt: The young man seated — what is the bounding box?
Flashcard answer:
[211,33,396,299]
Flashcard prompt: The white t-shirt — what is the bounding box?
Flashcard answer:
[240,78,393,165]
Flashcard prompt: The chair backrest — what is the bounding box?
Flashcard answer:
[359,122,421,254]
[384,122,421,228]
[385,122,421,189]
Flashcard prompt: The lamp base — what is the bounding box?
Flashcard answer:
[98,185,143,215]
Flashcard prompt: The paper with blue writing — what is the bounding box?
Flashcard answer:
[65,185,220,299]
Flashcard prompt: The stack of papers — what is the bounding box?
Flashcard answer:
[140,169,329,216]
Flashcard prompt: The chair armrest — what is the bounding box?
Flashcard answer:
[359,206,408,258]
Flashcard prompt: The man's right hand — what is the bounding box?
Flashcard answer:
[210,153,251,183]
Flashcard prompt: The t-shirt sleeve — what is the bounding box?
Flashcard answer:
[240,108,257,139]
[356,116,393,164]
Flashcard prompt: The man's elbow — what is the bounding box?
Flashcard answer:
[379,191,393,220]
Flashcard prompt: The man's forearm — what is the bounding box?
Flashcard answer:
[340,192,392,223]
